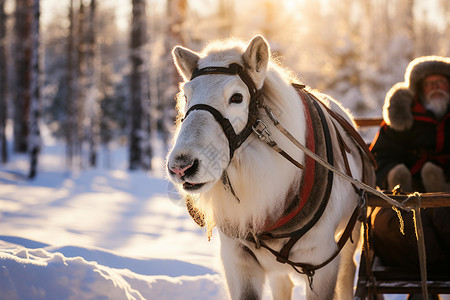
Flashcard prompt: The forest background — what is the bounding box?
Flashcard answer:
[0,0,449,177]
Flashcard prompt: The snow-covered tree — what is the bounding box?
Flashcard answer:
[85,0,99,167]
[65,0,77,166]
[13,0,32,153]
[72,0,100,168]
[28,0,40,178]
[313,0,365,114]
[158,0,187,150]
[5,0,449,172]
[97,11,128,152]
[42,1,129,170]
[129,0,151,170]
[75,0,85,164]
[0,0,8,163]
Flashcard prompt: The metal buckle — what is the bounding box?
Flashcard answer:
[252,119,276,146]
[263,105,279,125]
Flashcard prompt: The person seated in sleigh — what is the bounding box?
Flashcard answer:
[369,56,450,272]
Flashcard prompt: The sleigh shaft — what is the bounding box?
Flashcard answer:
[366,193,450,208]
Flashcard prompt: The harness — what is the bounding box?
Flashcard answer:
[249,86,371,286]
[181,62,375,287]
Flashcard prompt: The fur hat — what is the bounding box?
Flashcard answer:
[383,56,450,131]
[405,56,450,94]
[383,82,414,131]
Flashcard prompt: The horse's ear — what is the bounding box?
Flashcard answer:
[242,36,270,88]
[172,46,200,81]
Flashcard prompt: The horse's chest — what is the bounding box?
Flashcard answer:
[241,232,330,272]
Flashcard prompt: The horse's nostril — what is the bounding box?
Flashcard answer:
[168,158,199,179]
[169,161,193,178]
[184,159,199,177]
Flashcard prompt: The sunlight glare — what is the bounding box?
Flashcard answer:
[283,0,300,11]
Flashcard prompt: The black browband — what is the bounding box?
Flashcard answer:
[183,63,262,160]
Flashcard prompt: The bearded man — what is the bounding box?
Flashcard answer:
[371,56,450,192]
[369,56,450,274]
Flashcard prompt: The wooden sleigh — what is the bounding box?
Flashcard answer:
[352,117,450,299]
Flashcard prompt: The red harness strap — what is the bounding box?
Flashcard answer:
[266,94,316,232]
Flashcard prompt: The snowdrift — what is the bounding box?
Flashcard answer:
[0,239,225,300]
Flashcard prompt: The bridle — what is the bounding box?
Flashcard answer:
[183,63,304,172]
[182,63,262,160]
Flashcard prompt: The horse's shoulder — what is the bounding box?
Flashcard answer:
[310,91,355,125]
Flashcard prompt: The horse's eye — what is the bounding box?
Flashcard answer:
[229,93,243,104]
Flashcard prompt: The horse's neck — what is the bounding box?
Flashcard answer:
[205,81,307,236]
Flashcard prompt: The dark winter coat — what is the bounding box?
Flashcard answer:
[370,91,450,189]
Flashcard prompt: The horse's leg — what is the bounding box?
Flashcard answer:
[335,224,361,300]
[305,257,339,300]
[220,234,264,300]
[269,273,294,300]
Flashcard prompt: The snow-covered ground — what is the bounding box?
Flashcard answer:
[0,125,229,300]
[0,126,443,299]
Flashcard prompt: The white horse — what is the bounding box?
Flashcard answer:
[166,35,375,300]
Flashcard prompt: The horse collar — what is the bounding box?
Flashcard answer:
[183,63,262,160]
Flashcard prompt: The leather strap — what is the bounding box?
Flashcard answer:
[317,101,377,169]
[191,64,241,80]
[184,63,261,160]
[184,104,243,160]
[191,63,259,98]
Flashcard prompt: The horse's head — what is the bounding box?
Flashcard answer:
[167,36,270,194]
